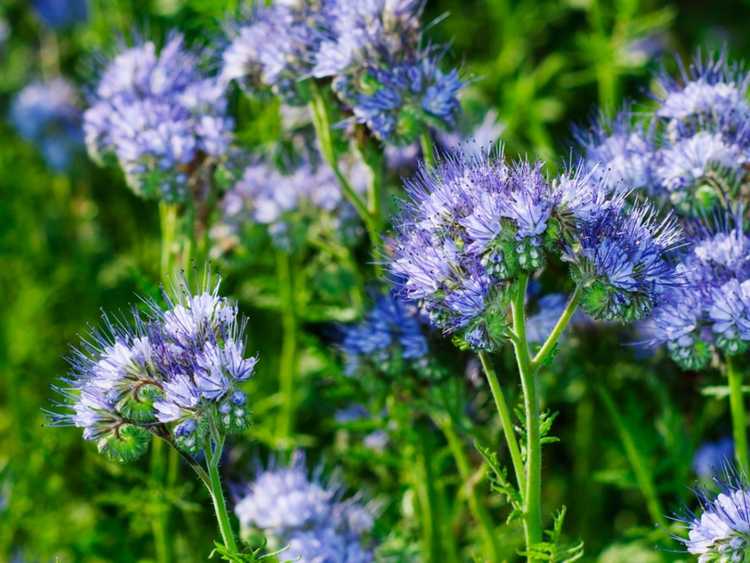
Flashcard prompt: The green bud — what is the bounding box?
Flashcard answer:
[669,339,711,371]
[716,334,749,356]
[98,424,151,463]
[694,184,720,213]
[580,280,612,320]
[117,383,162,423]
[396,107,423,145]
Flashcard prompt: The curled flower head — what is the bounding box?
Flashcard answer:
[234,452,375,561]
[680,472,750,562]
[389,148,681,350]
[49,275,257,461]
[340,291,429,377]
[83,35,233,201]
[221,3,323,103]
[10,78,83,171]
[650,215,750,368]
[314,0,463,145]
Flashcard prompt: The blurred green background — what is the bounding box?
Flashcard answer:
[1,0,749,561]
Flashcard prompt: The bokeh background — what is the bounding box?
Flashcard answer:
[1,0,749,561]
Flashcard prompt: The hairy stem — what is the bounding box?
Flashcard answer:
[478,350,526,493]
[276,250,298,446]
[511,274,543,559]
[205,441,238,554]
[727,356,749,476]
[598,386,670,535]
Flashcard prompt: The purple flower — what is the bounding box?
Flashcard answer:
[50,276,257,461]
[83,35,233,201]
[33,0,88,29]
[340,291,429,376]
[693,438,734,480]
[234,452,375,561]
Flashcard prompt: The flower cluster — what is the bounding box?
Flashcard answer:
[681,475,750,561]
[234,452,375,562]
[314,1,463,144]
[83,35,233,201]
[693,437,734,480]
[50,278,257,461]
[10,78,82,171]
[221,2,324,104]
[649,217,750,370]
[578,52,750,214]
[389,148,682,350]
[340,291,429,377]
[213,155,369,251]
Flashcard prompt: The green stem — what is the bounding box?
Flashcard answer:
[420,131,436,169]
[438,417,501,563]
[414,439,442,563]
[727,356,749,476]
[478,350,526,494]
[531,287,581,368]
[308,83,375,237]
[598,387,670,535]
[159,202,179,282]
[205,442,238,554]
[276,250,298,445]
[510,274,543,559]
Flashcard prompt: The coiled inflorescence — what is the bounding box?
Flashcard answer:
[578,52,750,215]
[650,216,750,370]
[389,148,682,350]
[10,78,83,171]
[314,0,463,145]
[50,277,257,462]
[340,291,429,377]
[234,452,375,562]
[680,473,750,562]
[83,35,233,201]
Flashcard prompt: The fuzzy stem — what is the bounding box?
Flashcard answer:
[205,441,238,554]
[531,287,581,369]
[478,350,526,494]
[438,417,501,562]
[276,250,298,445]
[727,356,749,476]
[159,202,180,282]
[598,386,670,535]
[420,131,436,169]
[511,274,543,560]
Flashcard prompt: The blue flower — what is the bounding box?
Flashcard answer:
[33,0,88,29]
[649,214,750,367]
[574,108,657,195]
[214,156,368,251]
[315,0,463,145]
[390,148,679,349]
[693,438,734,480]
[340,291,429,376]
[234,452,375,561]
[655,51,750,137]
[680,473,750,561]
[83,35,233,201]
[50,276,257,461]
[565,197,682,322]
[221,3,323,103]
[10,79,82,171]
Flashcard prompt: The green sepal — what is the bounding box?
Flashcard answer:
[97,424,151,463]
